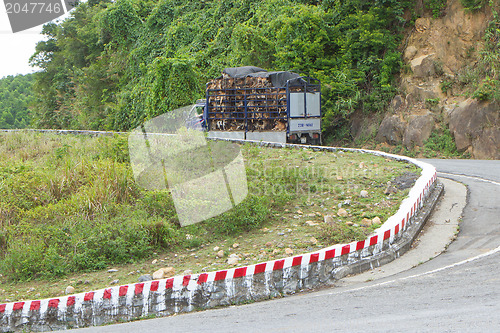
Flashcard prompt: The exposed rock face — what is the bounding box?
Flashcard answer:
[403,113,435,148]
[449,99,500,159]
[375,115,406,145]
[474,128,500,160]
[373,0,498,158]
[410,54,436,78]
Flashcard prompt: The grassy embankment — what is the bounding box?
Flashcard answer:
[0,131,419,301]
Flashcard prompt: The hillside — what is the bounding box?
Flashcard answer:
[369,0,500,159]
[4,0,494,158]
[29,0,410,140]
[0,74,33,129]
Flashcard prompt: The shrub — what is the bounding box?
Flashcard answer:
[423,126,460,157]
[461,0,486,11]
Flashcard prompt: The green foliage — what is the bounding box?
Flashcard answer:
[425,98,440,108]
[457,1,500,102]
[461,0,486,11]
[30,0,412,140]
[0,74,34,129]
[426,0,447,18]
[440,80,453,94]
[206,195,270,236]
[423,126,460,158]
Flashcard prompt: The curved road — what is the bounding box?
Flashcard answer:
[76,159,500,332]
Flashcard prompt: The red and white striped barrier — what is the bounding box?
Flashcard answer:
[0,140,438,332]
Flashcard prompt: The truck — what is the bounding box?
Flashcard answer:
[189,66,322,145]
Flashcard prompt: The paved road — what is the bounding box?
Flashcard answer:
[76,159,500,332]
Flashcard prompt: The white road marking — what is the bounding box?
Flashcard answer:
[438,172,500,186]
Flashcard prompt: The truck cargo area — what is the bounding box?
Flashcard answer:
[204,66,322,145]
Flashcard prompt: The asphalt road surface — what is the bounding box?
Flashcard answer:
[74,159,500,333]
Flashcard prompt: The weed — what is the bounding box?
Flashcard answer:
[425,98,440,108]
[440,80,454,94]
[461,0,486,11]
[423,126,461,158]
[427,0,447,17]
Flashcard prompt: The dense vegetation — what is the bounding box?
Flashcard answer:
[0,74,34,129]
[29,0,413,142]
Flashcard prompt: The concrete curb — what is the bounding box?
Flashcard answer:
[0,132,438,332]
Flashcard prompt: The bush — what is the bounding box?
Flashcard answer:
[205,195,270,236]
[461,0,486,11]
[423,126,460,157]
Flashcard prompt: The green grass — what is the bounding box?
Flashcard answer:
[0,131,419,287]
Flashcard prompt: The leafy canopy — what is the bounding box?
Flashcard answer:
[30,0,411,141]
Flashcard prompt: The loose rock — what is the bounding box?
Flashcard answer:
[108,269,118,273]
[65,286,75,295]
[346,221,354,226]
[151,259,158,265]
[306,220,319,226]
[285,248,294,256]
[213,246,220,252]
[110,280,119,285]
[360,218,372,227]
[138,274,153,282]
[337,208,348,217]
[152,269,165,280]
[360,190,369,198]
[372,216,382,225]
[216,250,225,258]
[384,184,398,195]
[227,255,240,265]
[310,237,318,245]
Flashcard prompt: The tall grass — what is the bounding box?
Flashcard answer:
[0,132,417,281]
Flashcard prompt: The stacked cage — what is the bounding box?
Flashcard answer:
[206,74,295,132]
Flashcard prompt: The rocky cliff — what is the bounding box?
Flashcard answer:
[372,0,499,159]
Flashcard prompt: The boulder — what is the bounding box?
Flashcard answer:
[472,128,500,160]
[410,54,436,78]
[403,113,435,148]
[138,274,152,282]
[404,46,418,61]
[375,115,406,145]
[390,95,407,111]
[415,17,430,33]
[449,99,499,157]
